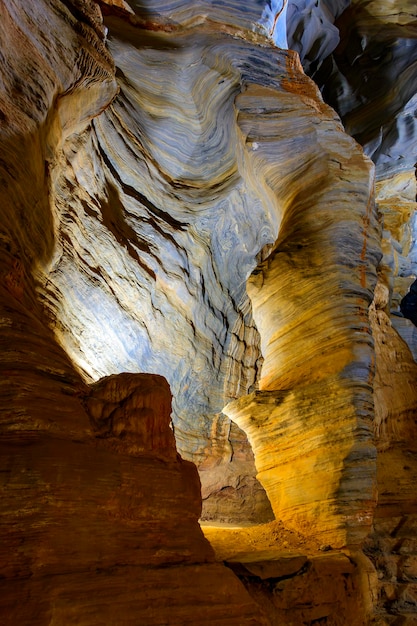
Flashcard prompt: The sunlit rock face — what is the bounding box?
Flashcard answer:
[0,0,385,531]
[224,76,381,545]
[303,0,417,616]
[25,0,378,534]
[309,0,417,518]
[1,0,417,622]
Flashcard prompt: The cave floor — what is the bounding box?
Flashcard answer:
[200,521,369,624]
[201,519,323,562]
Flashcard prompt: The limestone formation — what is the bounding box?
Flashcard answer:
[1,0,417,624]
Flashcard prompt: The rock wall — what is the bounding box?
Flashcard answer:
[224,66,381,546]
[1,0,417,624]
[0,336,266,624]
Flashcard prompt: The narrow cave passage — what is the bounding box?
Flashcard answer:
[197,417,274,527]
[2,0,417,624]
[400,278,417,326]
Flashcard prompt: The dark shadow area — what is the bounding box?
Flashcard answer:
[99,179,157,279]
[308,4,417,170]
[400,278,417,326]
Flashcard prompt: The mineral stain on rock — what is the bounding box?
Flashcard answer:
[1,0,417,624]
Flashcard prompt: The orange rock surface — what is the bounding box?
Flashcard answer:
[1,0,417,624]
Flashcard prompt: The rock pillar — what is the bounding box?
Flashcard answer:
[225,80,381,546]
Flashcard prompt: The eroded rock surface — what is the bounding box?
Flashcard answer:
[1,0,417,624]
[0,331,267,624]
[224,60,381,546]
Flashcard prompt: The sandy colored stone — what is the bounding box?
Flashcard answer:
[204,524,377,624]
[0,329,268,624]
[1,0,417,624]
[226,553,309,580]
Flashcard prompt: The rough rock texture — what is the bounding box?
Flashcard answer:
[15,0,379,531]
[230,551,374,626]
[1,0,417,624]
[0,328,267,625]
[204,523,378,625]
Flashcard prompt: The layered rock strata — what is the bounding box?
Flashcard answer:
[204,523,378,625]
[1,0,417,624]
[229,550,375,626]
[312,0,417,178]
[321,4,417,617]
[20,0,379,532]
[224,68,381,546]
[0,1,270,621]
[0,299,267,624]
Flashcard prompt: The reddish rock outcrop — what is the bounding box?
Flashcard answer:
[1,0,417,624]
[0,321,267,623]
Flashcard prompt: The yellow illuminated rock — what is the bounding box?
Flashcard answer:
[1,0,417,624]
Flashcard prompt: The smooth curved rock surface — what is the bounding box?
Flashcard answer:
[312,0,417,178]
[1,0,417,623]
[224,54,381,546]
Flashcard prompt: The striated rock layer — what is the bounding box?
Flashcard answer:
[224,58,381,546]
[0,1,268,621]
[13,0,380,533]
[1,0,417,623]
[0,289,267,624]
